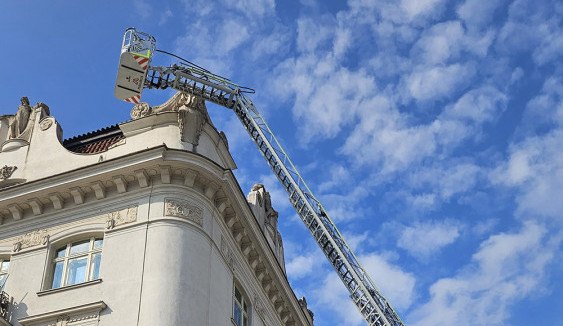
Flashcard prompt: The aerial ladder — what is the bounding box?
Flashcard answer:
[115,28,405,326]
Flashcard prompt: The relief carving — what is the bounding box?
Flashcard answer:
[130,92,213,146]
[13,229,49,252]
[0,165,17,180]
[165,198,203,226]
[130,102,151,119]
[39,118,53,131]
[254,292,265,318]
[220,235,235,272]
[105,205,138,229]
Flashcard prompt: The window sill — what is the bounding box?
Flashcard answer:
[37,279,102,296]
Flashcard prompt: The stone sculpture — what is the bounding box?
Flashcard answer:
[130,92,214,146]
[9,97,32,139]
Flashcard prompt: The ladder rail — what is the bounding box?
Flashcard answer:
[144,65,405,326]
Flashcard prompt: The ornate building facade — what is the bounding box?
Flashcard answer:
[0,94,314,326]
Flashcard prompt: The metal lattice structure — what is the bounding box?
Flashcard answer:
[115,28,405,326]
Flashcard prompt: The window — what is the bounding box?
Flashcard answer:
[0,259,9,291]
[51,237,102,289]
[233,284,249,326]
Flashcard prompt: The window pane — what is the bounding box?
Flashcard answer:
[52,261,64,288]
[0,274,7,290]
[66,257,87,285]
[70,240,90,255]
[235,287,242,303]
[243,316,248,326]
[93,239,103,249]
[56,246,67,258]
[0,261,9,272]
[243,300,248,312]
[89,253,101,280]
[234,302,242,325]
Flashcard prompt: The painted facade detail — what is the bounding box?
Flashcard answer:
[106,205,138,229]
[13,229,49,252]
[0,165,17,180]
[165,198,203,226]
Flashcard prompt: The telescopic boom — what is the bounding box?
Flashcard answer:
[115,28,405,326]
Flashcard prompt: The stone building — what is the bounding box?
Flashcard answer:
[0,93,314,326]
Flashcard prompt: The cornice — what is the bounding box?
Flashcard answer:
[0,145,312,326]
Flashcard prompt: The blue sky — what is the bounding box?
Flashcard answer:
[1,1,562,325]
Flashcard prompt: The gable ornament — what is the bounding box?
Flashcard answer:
[0,165,17,180]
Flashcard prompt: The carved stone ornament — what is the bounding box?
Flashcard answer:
[0,165,17,180]
[220,235,235,272]
[130,102,151,120]
[13,229,49,252]
[39,118,53,131]
[105,205,138,229]
[165,198,203,226]
[254,292,265,318]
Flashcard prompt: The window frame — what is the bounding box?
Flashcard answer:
[0,258,9,291]
[233,283,249,326]
[50,237,103,289]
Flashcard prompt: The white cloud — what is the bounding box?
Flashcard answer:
[313,252,415,325]
[158,9,173,25]
[296,15,335,53]
[286,251,325,280]
[408,162,482,200]
[497,0,563,66]
[361,253,416,311]
[218,19,250,54]
[398,220,461,259]
[317,164,353,192]
[412,21,465,65]
[404,63,475,102]
[315,272,365,326]
[133,0,152,19]
[457,0,505,30]
[492,130,563,220]
[491,76,563,221]
[408,222,556,326]
[319,186,370,222]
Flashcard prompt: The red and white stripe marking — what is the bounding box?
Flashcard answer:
[134,55,149,71]
[125,95,141,104]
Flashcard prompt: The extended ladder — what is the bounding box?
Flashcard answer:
[115,28,405,326]
[144,64,404,326]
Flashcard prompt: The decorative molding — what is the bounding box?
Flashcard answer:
[112,175,127,193]
[28,198,43,215]
[69,187,84,205]
[18,301,106,326]
[8,204,23,220]
[164,198,203,226]
[49,193,64,210]
[39,118,53,131]
[130,102,151,120]
[90,181,105,199]
[254,292,266,319]
[183,169,198,187]
[13,229,49,252]
[220,235,236,272]
[0,165,17,180]
[105,205,138,229]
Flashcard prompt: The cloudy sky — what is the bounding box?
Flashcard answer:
[1,1,562,325]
